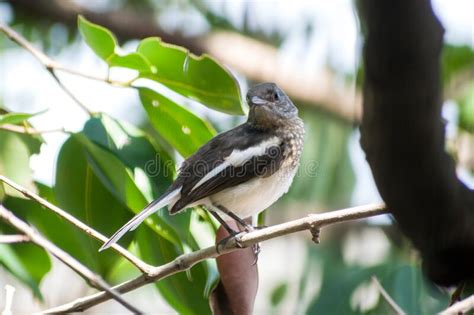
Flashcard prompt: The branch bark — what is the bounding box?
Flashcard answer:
[0,234,29,244]
[0,205,142,314]
[359,0,474,285]
[441,294,474,315]
[41,203,387,313]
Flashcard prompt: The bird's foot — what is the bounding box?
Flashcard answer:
[215,230,261,264]
[216,231,245,254]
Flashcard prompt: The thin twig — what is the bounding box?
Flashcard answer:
[0,23,130,88]
[0,234,30,244]
[0,124,66,135]
[0,23,131,115]
[54,64,133,87]
[43,203,388,313]
[371,276,405,315]
[441,295,474,315]
[0,175,153,274]
[0,205,142,314]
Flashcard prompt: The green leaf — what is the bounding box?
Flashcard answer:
[82,113,175,195]
[78,15,117,60]
[137,227,211,315]
[139,88,216,157]
[74,133,182,248]
[79,114,187,247]
[54,136,134,277]
[0,181,5,201]
[108,52,152,73]
[0,131,41,197]
[379,265,449,314]
[137,38,244,115]
[442,44,474,84]
[78,16,152,74]
[0,241,51,300]
[459,85,474,133]
[1,196,52,300]
[270,282,288,306]
[0,110,46,126]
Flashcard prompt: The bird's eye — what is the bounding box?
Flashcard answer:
[273,92,279,101]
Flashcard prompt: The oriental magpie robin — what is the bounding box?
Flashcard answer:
[100,83,304,254]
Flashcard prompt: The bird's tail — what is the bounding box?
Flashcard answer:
[99,188,180,251]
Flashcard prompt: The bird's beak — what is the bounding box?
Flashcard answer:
[251,96,266,105]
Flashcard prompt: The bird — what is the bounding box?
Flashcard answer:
[99,82,305,254]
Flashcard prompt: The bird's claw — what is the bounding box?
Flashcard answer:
[215,230,261,265]
[216,231,245,254]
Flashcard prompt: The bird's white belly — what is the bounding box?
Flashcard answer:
[209,167,297,219]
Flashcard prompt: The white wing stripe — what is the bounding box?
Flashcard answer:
[190,137,280,192]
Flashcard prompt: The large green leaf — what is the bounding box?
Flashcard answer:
[0,131,41,197]
[78,16,153,73]
[376,265,449,315]
[139,88,215,158]
[82,113,175,195]
[74,133,182,248]
[108,53,152,73]
[137,227,211,315]
[78,15,116,60]
[137,37,244,115]
[54,136,134,276]
[79,114,189,246]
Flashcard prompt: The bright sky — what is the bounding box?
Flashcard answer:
[0,0,472,203]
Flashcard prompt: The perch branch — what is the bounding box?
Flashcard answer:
[0,175,153,274]
[0,205,142,314]
[441,294,474,314]
[42,203,387,313]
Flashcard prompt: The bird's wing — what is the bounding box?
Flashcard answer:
[100,123,284,250]
[170,124,286,213]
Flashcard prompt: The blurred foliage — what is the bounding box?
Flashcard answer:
[285,108,355,209]
[458,84,474,133]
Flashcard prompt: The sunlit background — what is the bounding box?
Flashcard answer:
[0,0,473,313]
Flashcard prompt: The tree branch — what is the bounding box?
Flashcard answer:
[0,205,142,314]
[359,0,474,285]
[0,175,153,274]
[42,203,387,313]
[0,234,29,244]
[441,294,474,315]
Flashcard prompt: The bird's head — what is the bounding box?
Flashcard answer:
[246,83,298,129]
